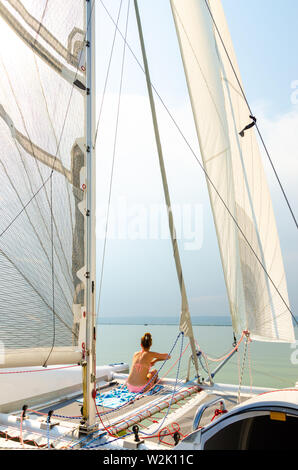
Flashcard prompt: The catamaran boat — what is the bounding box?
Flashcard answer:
[0,0,296,450]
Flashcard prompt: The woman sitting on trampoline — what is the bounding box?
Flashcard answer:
[126,332,171,394]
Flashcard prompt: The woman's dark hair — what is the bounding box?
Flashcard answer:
[141,332,152,349]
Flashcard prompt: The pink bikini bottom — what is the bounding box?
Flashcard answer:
[126,382,149,393]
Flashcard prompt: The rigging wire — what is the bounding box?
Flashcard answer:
[1,1,295,371]
[0,2,97,354]
[83,333,189,443]
[38,0,54,369]
[96,0,131,319]
[131,333,185,438]
[0,3,98,355]
[0,0,95,237]
[94,0,124,145]
[83,333,187,448]
[94,332,186,420]
[203,0,298,232]
[32,44,78,288]
[99,0,297,329]
[17,0,95,364]
[43,0,96,365]
[0,0,75,291]
[43,168,55,367]
[218,345,294,388]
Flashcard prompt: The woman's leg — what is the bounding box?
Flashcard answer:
[147,369,158,385]
[138,369,158,393]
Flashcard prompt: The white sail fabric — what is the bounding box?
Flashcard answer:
[170,0,295,342]
[0,0,86,366]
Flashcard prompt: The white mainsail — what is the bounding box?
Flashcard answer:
[170,0,295,342]
[0,0,87,366]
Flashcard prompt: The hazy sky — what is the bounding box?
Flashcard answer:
[94,0,298,326]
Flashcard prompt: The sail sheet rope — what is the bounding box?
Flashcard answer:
[94,333,186,418]
[8,332,282,449]
[82,332,188,447]
[11,333,196,450]
[18,333,192,449]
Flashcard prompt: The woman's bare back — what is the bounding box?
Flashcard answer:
[127,350,170,387]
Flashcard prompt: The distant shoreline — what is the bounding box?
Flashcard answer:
[97,315,298,327]
[97,323,231,326]
[97,315,233,327]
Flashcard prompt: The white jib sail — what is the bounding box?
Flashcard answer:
[170,0,295,342]
[0,0,87,367]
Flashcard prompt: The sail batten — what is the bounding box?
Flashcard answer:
[6,0,80,67]
[0,2,85,90]
[170,0,295,343]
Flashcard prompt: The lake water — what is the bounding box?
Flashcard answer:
[96,322,298,390]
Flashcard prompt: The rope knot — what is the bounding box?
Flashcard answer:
[211,408,227,422]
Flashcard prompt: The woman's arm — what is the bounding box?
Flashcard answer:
[150,352,171,365]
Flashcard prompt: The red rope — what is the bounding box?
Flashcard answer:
[157,423,183,447]
[94,397,116,437]
[210,408,227,422]
[0,364,78,374]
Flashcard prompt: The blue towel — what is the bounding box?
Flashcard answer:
[77,384,164,409]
